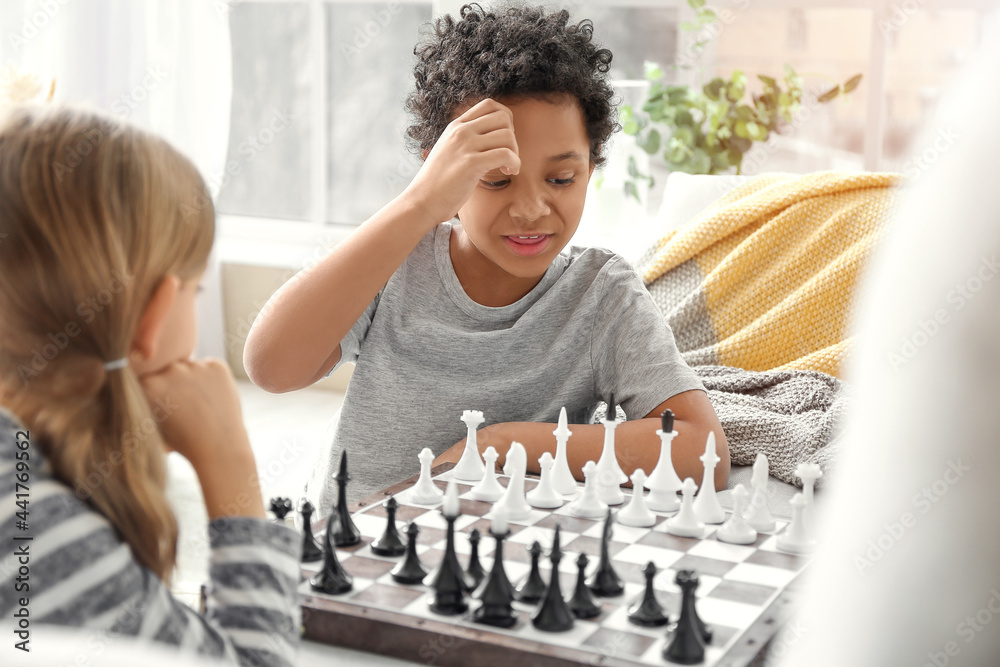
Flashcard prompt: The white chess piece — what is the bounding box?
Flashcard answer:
[776,492,817,554]
[795,462,823,538]
[596,463,625,506]
[692,431,725,524]
[744,453,777,532]
[716,484,757,545]
[666,478,705,538]
[617,469,656,527]
[451,410,486,482]
[469,446,504,502]
[566,460,608,518]
[645,424,683,512]
[493,442,532,521]
[409,447,444,505]
[551,407,578,496]
[527,452,563,509]
[595,406,628,488]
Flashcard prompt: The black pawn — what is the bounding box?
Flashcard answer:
[567,552,601,619]
[661,409,674,433]
[628,561,669,627]
[299,499,323,563]
[332,451,361,547]
[515,541,547,603]
[391,522,427,584]
[664,570,712,665]
[606,392,617,422]
[586,508,624,596]
[370,496,406,557]
[269,497,293,521]
[471,525,517,628]
[464,528,486,592]
[531,524,574,632]
[427,510,467,615]
[309,510,353,595]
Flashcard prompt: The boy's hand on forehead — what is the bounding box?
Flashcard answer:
[403,98,521,227]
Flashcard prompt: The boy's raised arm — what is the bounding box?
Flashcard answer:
[243,99,521,393]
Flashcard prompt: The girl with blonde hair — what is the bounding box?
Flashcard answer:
[0,104,300,666]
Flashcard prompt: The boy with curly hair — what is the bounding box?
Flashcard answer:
[245,2,729,505]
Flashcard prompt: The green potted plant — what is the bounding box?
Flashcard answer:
[617,0,862,202]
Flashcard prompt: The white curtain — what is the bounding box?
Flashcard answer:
[2,0,233,360]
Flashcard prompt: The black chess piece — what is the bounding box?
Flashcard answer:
[567,552,601,619]
[332,451,361,547]
[471,524,517,628]
[427,503,467,615]
[269,497,293,521]
[628,561,669,627]
[299,499,323,563]
[531,524,574,632]
[661,409,674,433]
[464,528,486,592]
[370,496,406,557]
[309,510,353,595]
[515,541,547,604]
[606,392,617,421]
[586,508,624,596]
[664,569,712,665]
[391,522,427,584]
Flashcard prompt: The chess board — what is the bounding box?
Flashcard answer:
[299,464,810,667]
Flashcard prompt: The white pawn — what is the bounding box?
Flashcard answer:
[776,492,817,554]
[566,460,608,518]
[469,446,504,502]
[551,407,578,496]
[744,453,777,532]
[716,484,757,545]
[795,462,823,537]
[645,423,683,512]
[617,469,656,528]
[596,462,625,506]
[692,431,725,524]
[409,447,444,505]
[665,478,705,538]
[595,403,628,486]
[451,410,486,482]
[493,442,532,521]
[527,452,563,509]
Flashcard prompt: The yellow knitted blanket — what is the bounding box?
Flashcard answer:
[637,171,902,378]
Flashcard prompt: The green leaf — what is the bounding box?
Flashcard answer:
[704,79,725,101]
[758,74,778,89]
[637,128,661,154]
[674,109,695,127]
[688,0,706,9]
[842,73,863,94]
[594,172,604,190]
[680,21,699,31]
[627,155,639,178]
[644,61,666,82]
[623,118,638,135]
[697,8,717,23]
[817,85,840,103]
[689,148,712,174]
[624,180,640,203]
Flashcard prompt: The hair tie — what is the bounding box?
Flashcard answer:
[103,357,129,371]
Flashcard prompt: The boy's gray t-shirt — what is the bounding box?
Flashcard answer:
[306,221,704,506]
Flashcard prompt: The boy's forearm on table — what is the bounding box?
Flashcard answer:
[242,195,437,392]
[485,418,730,490]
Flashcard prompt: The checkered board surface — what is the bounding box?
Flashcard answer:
[299,468,810,667]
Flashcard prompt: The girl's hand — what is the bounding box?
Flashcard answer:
[403,98,521,226]
[137,358,253,470]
